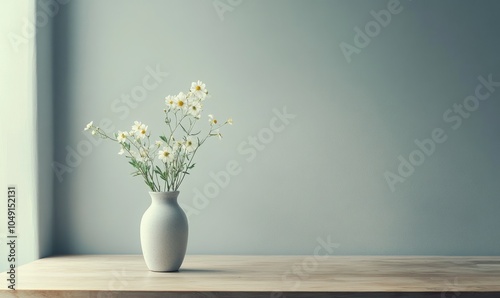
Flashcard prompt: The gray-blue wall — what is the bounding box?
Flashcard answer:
[51,0,500,255]
[36,1,54,258]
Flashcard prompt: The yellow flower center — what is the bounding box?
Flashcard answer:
[169,100,174,104]
[195,85,201,91]
[187,141,192,146]
[163,151,169,157]
[140,129,146,135]
[178,100,184,107]
[213,119,218,124]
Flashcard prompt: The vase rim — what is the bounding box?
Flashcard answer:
[149,191,180,194]
[148,191,180,201]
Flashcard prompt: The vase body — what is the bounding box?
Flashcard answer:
[140,191,188,272]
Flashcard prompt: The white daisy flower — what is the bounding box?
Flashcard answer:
[165,95,176,110]
[116,131,129,143]
[84,121,93,131]
[190,80,207,100]
[131,121,143,132]
[227,118,233,125]
[175,92,188,111]
[118,148,125,155]
[208,114,218,125]
[171,140,183,151]
[184,137,198,152]
[188,101,202,118]
[158,146,174,163]
[155,140,163,147]
[136,125,148,139]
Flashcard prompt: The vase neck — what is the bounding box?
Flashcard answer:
[149,191,180,205]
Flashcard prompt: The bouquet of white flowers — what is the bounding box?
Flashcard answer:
[84,81,232,191]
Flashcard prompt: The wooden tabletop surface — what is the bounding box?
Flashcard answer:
[1,255,500,297]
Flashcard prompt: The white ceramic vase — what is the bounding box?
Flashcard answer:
[140,191,188,272]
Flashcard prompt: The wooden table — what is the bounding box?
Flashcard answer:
[1,255,500,297]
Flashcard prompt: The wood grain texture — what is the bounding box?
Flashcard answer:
[1,255,500,297]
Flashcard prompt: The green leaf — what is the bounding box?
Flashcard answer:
[159,135,168,143]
